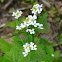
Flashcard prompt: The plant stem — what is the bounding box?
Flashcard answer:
[32,34,34,42]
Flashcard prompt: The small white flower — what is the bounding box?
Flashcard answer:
[32,20,39,27]
[28,15,37,21]
[23,43,28,49]
[30,42,34,46]
[26,15,37,22]
[33,15,37,19]
[30,42,37,50]
[30,44,37,50]
[22,52,28,57]
[25,47,30,53]
[38,24,44,29]
[31,4,43,14]
[16,25,21,30]
[12,12,16,16]
[23,21,27,27]
[30,29,35,34]
[26,29,30,32]
[27,20,33,25]
[51,54,54,57]
[12,10,23,19]
[20,23,25,28]
[26,29,35,34]
[23,43,30,53]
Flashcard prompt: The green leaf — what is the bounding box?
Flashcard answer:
[54,50,60,58]
[36,12,49,33]
[0,38,12,53]
[58,35,62,44]
[51,7,56,14]
[55,58,62,62]
[2,46,23,62]
[45,45,54,54]
[56,17,60,22]
[12,36,23,46]
[44,54,53,62]
[52,7,55,10]
[40,38,48,44]
[20,47,43,62]
[0,0,4,3]
[51,10,56,14]
[2,43,43,62]
[19,16,25,23]
[15,19,20,26]
[4,22,15,28]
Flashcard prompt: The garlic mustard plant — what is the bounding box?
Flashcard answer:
[0,3,60,62]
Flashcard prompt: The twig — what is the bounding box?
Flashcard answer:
[2,0,13,10]
[18,5,32,11]
[2,14,12,17]
[40,0,51,8]
[50,33,58,40]
[0,24,6,28]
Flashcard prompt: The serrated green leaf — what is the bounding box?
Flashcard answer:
[20,47,43,62]
[45,45,54,54]
[36,12,49,33]
[40,38,48,44]
[44,54,53,62]
[54,50,60,58]
[2,44,43,62]
[2,46,23,62]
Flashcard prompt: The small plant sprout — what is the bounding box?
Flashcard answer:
[22,42,37,57]
[12,10,23,19]
[26,29,35,34]
[51,54,54,57]
[31,4,43,14]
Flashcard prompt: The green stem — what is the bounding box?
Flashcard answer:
[32,34,34,42]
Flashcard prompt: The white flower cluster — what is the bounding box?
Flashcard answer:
[12,4,43,34]
[31,4,43,14]
[12,10,23,19]
[22,42,37,57]
[26,29,35,34]
[16,15,43,34]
